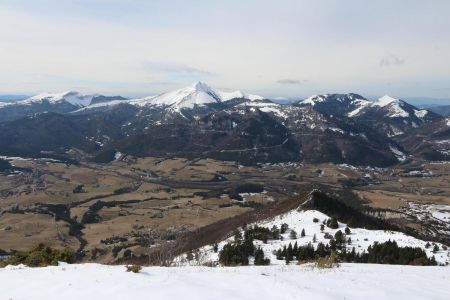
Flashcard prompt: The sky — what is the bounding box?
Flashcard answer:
[1,0,450,102]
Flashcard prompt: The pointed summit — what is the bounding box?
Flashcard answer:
[191,81,213,92]
[125,82,263,110]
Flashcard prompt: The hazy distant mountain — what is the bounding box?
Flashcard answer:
[427,105,450,117]
[0,91,126,122]
[0,94,29,102]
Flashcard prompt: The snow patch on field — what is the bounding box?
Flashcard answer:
[408,203,450,223]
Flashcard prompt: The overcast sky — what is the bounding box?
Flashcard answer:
[1,0,450,101]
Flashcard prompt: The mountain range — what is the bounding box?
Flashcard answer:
[0,82,448,166]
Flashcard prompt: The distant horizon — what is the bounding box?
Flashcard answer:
[1,84,450,106]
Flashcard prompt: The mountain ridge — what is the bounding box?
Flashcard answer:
[0,82,446,166]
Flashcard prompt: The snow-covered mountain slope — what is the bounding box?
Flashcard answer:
[80,82,264,112]
[302,93,369,107]
[347,94,434,121]
[299,94,441,138]
[216,89,263,101]
[20,91,95,107]
[176,209,450,266]
[1,263,449,300]
[130,82,221,110]
[393,116,450,161]
[299,93,434,122]
[299,93,372,117]
[0,91,113,123]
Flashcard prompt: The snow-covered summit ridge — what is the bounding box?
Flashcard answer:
[300,93,431,120]
[131,81,264,108]
[374,95,401,107]
[21,91,95,107]
[82,82,264,110]
[301,93,369,107]
[130,81,221,109]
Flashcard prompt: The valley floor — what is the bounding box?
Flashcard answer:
[1,263,449,300]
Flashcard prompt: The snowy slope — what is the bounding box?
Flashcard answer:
[1,263,449,300]
[302,94,370,108]
[372,95,410,118]
[176,209,450,266]
[79,82,264,111]
[20,91,95,107]
[216,90,263,101]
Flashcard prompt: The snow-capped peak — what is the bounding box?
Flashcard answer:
[21,91,95,107]
[374,95,400,107]
[372,95,411,118]
[301,94,328,106]
[192,81,215,92]
[129,81,221,110]
[85,82,264,111]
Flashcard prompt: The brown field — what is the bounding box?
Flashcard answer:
[1,156,449,263]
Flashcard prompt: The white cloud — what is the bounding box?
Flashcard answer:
[380,55,405,67]
[276,79,307,85]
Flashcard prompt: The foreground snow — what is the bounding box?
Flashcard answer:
[1,263,449,300]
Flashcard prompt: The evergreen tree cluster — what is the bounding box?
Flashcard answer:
[219,238,254,266]
[219,226,274,266]
[254,247,270,265]
[0,243,76,268]
[326,217,339,229]
[305,191,398,231]
[244,225,281,243]
[275,240,437,266]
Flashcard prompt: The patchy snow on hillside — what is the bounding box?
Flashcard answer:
[301,94,328,106]
[389,144,407,161]
[414,109,428,118]
[176,209,450,266]
[372,95,410,118]
[1,263,449,300]
[405,202,450,236]
[347,101,369,117]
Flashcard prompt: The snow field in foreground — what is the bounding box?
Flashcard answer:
[1,263,449,300]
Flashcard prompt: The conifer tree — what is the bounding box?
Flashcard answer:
[433,244,439,253]
[345,227,351,235]
[290,230,297,239]
[327,217,339,229]
[293,241,298,254]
